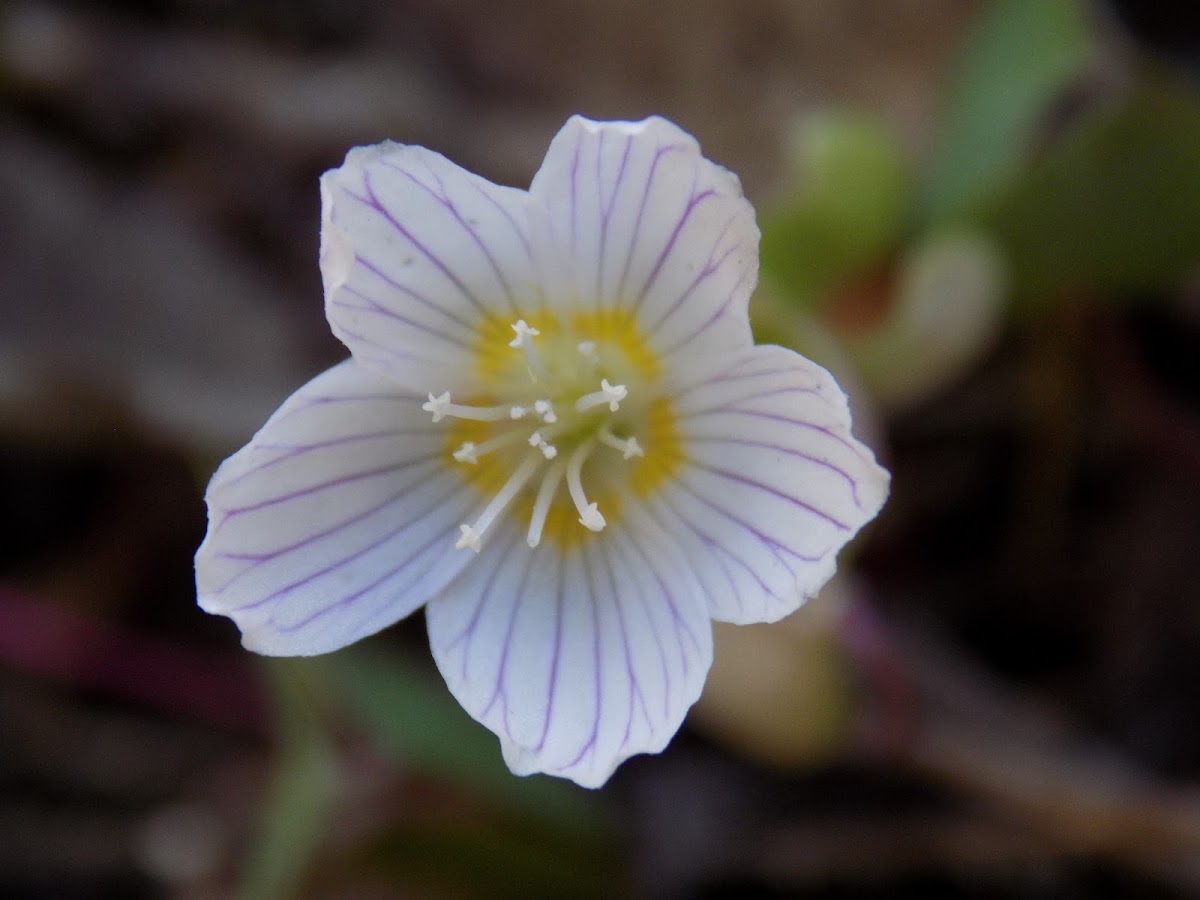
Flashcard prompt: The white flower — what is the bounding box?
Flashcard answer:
[195,115,890,788]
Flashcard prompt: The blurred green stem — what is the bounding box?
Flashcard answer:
[235,660,340,900]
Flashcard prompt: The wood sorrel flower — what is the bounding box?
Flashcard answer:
[195,116,889,787]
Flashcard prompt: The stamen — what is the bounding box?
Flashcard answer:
[575,378,627,413]
[534,399,558,423]
[454,429,529,465]
[456,453,541,553]
[576,340,599,365]
[526,459,567,548]
[422,391,513,423]
[528,430,559,460]
[455,524,481,552]
[507,319,540,347]
[508,319,547,381]
[566,439,605,532]
[599,427,644,460]
[510,405,529,419]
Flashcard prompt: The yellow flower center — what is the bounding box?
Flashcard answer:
[424,310,682,551]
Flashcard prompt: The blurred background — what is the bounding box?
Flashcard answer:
[2,0,1199,896]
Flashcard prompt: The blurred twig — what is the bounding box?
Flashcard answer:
[899,617,1200,887]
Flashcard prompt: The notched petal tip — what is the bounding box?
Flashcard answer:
[563,112,699,147]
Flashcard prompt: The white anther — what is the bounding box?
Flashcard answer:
[576,340,599,363]
[508,319,548,380]
[422,391,451,422]
[456,454,541,553]
[456,524,482,553]
[599,428,644,460]
[601,379,627,409]
[526,459,567,548]
[578,502,606,532]
[534,399,558,423]
[508,319,540,348]
[528,430,559,459]
[452,442,479,464]
[575,378,628,413]
[510,405,528,419]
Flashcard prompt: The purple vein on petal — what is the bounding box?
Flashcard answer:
[641,210,742,337]
[649,491,771,620]
[615,142,686,302]
[378,157,520,313]
[225,476,468,613]
[214,464,438,575]
[674,483,810,580]
[471,177,532,258]
[682,434,866,507]
[605,528,674,719]
[645,488,762,605]
[221,428,435,489]
[653,246,754,355]
[635,183,717,307]
[669,474,831,567]
[339,280,473,345]
[331,320,424,364]
[591,539,653,748]
[696,405,874,463]
[484,533,539,727]
[611,510,703,666]
[669,365,821,404]
[682,461,851,531]
[568,127,583,261]
[353,174,488,315]
[344,251,475,335]
[270,484,475,634]
[288,390,417,409]
[561,548,605,770]
[219,453,442,522]
[534,549,568,754]
[442,529,521,667]
[595,131,632,304]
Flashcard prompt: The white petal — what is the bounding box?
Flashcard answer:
[426,519,713,788]
[661,345,890,624]
[321,142,537,391]
[196,359,477,655]
[527,116,757,372]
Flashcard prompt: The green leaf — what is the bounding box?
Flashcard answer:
[235,660,340,900]
[924,0,1092,224]
[984,81,1200,305]
[759,111,912,307]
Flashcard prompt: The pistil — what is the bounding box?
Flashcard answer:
[526,459,567,548]
[509,319,548,381]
